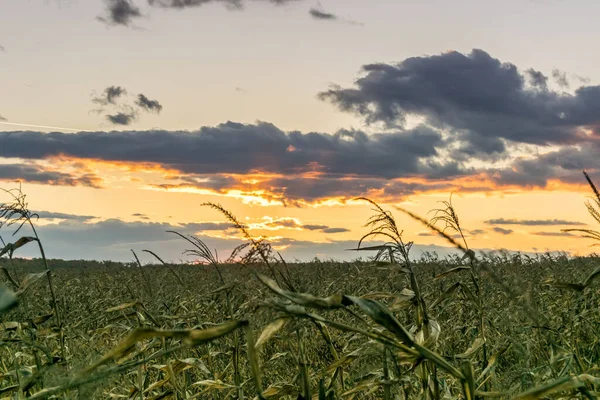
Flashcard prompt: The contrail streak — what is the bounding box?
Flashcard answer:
[0,121,90,132]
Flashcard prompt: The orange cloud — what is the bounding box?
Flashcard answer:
[24,156,596,208]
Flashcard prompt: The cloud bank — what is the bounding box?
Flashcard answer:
[100,0,304,27]
[485,218,584,226]
[2,49,599,205]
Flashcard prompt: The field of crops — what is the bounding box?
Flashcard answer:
[1,187,600,399]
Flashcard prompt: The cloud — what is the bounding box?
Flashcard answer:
[552,69,569,88]
[488,143,600,188]
[0,117,462,202]
[93,86,127,106]
[0,120,529,203]
[93,87,160,125]
[70,56,594,201]
[245,217,349,233]
[160,172,465,204]
[302,224,349,233]
[492,227,513,235]
[319,49,600,157]
[321,227,350,233]
[11,219,208,261]
[303,224,328,231]
[98,0,142,26]
[135,94,163,114]
[0,45,4,52]
[106,111,137,125]
[97,0,302,27]
[308,4,362,25]
[0,116,595,203]
[147,0,300,9]
[525,68,548,90]
[184,222,238,231]
[469,229,486,235]
[35,211,97,222]
[148,0,242,8]
[532,231,575,237]
[0,122,449,180]
[574,75,591,85]
[263,218,300,229]
[422,229,485,237]
[0,163,102,188]
[7,217,465,262]
[485,218,584,226]
[132,212,150,220]
[0,115,6,122]
[309,7,337,20]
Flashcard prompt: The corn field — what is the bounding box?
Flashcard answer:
[1,173,600,399]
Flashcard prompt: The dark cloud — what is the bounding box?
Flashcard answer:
[488,143,600,188]
[183,222,237,231]
[0,164,102,188]
[0,122,450,180]
[6,216,467,262]
[309,7,337,20]
[265,218,300,229]
[154,174,457,204]
[106,111,137,125]
[265,175,457,203]
[93,87,159,125]
[422,229,485,237]
[132,213,150,220]
[98,0,142,26]
[0,45,5,52]
[532,231,575,237]
[321,227,350,233]
[526,69,548,90]
[93,86,127,106]
[552,69,569,89]
[319,49,600,157]
[302,224,348,233]
[97,0,302,27]
[0,113,595,199]
[35,211,97,222]
[492,227,513,235]
[574,75,591,85]
[257,219,349,233]
[303,224,329,231]
[0,115,6,122]
[148,0,242,7]
[12,219,210,261]
[147,0,299,9]
[135,94,163,114]
[485,218,584,226]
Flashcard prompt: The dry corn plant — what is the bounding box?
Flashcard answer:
[356,198,448,396]
[158,201,298,399]
[2,184,600,399]
[253,197,453,399]
[196,202,309,398]
[563,171,600,245]
[396,199,600,399]
[0,186,67,378]
[202,202,281,282]
[168,228,249,398]
[428,194,488,385]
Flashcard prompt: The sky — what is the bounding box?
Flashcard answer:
[1,0,600,262]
